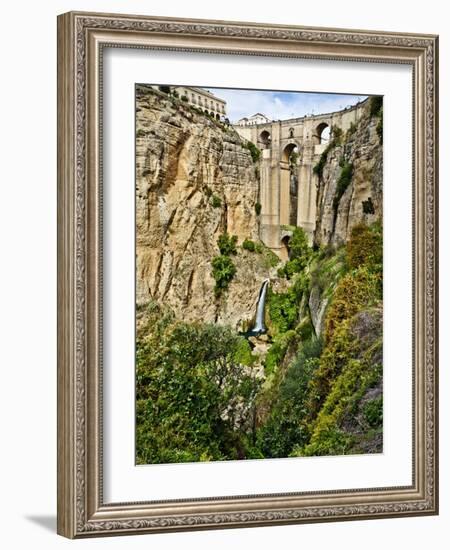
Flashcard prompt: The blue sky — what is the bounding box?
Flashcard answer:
[207,88,367,123]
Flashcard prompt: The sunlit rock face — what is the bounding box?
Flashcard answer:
[136,86,272,329]
[314,103,383,247]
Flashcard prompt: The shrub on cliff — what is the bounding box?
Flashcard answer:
[313,147,330,178]
[324,266,379,341]
[298,357,382,457]
[313,125,344,179]
[333,161,353,213]
[217,233,238,256]
[211,255,236,296]
[347,222,382,271]
[211,194,222,208]
[331,125,343,145]
[242,238,256,252]
[245,140,261,163]
[346,221,383,294]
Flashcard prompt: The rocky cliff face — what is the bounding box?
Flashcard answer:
[314,102,383,247]
[136,86,272,328]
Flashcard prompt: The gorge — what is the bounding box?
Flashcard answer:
[135,85,384,463]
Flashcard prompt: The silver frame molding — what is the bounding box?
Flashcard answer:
[57,11,439,539]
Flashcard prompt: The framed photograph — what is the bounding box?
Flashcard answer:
[57,11,439,538]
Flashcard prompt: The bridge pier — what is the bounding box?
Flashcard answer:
[233,99,367,256]
[279,160,291,227]
[259,148,281,252]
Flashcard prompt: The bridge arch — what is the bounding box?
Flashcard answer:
[280,235,291,261]
[282,142,300,162]
[231,98,369,254]
[259,130,271,149]
[314,122,331,144]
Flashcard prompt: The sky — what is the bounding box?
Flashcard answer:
[206,87,367,123]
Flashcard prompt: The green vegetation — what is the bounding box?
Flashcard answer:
[242,238,257,252]
[136,90,384,465]
[217,233,238,256]
[289,149,299,168]
[137,218,383,462]
[346,121,357,139]
[300,355,382,456]
[136,302,261,464]
[277,227,311,279]
[211,233,238,296]
[211,194,222,208]
[369,96,383,118]
[313,126,343,179]
[363,396,383,428]
[211,256,236,296]
[362,197,375,215]
[313,144,332,178]
[245,140,261,163]
[267,274,308,335]
[260,219,383,458]
[370,97,383,143]
[331,125,343,145]
[333,161,353,214]
[256,243,281,269]
[347,222,382,272]
[257,339,322,457]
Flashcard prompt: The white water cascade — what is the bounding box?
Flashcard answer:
[251,279,269,334]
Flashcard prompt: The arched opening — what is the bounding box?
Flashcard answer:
[281,235,291,262]
[259,130,271,149]
[282,143,299,162]
[314,122,330,145]
[289,127,295,138]
[215,113,220,120]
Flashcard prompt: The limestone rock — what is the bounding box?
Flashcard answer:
[308,285,329,337]
[136,86,271,329]
[314,103,383,247]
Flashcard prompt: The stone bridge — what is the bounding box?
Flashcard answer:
[233,100,368,259]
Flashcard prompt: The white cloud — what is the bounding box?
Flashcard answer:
[206,87,367,123]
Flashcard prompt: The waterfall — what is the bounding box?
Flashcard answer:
[251,279,269,334]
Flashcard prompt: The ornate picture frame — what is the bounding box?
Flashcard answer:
[57,11,438,538]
